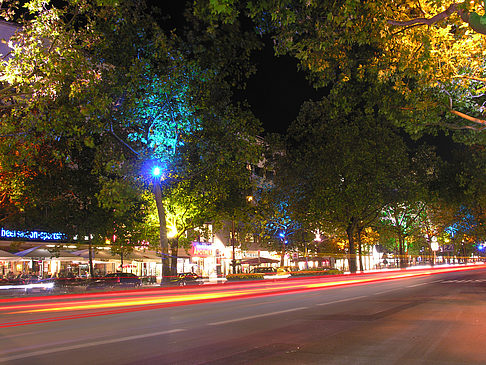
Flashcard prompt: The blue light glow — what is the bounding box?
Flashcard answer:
[0,227,64,241]
[152,166,161,177]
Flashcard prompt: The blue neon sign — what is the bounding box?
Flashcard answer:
[0,227,65,241]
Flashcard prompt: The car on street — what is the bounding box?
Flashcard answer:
[250,266,293,278]
[87,272,141,289]
[166,272,203,286]
[276,266,293,275]
[250,267,277,275]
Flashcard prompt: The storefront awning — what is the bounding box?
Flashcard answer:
[240,257,280,265]
[294,257,331,262]
[14,246,83,261]
[70,249,163,262]
[0,249,18,261]
[70,249,117,261]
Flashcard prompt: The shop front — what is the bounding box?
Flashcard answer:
[189,241,228,278]
[0,249,18,277]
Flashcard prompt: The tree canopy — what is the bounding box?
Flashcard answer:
[198,0,486,139]
[275,81,415,272]
[0,0,262,279]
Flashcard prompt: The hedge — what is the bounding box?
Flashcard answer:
[225,273,265,281]
[290,269,343,277]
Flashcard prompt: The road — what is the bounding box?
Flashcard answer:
[1,265,486,364]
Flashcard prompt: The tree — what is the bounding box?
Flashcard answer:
[278,81,411,273]
[379,201,428,267]
[437,143,486,253]
[197,1,486,139]
[0,0,262,282]
[259,192,301,267]
[377,143,440,267]
[161,175,247,276]
[0,0,178,276]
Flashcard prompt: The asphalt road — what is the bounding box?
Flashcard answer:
[1,265,486,365]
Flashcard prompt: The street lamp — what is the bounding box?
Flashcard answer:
[431,236,439,266]
[309,230,322,270]
[152,166,161,177]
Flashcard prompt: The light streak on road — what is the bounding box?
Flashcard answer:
[1,269,438,314]
[7,288,269,314]
[0,264,483,328]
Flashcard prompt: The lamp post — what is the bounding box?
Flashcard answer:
[311,230,322,270]
[279,231,287,267]
[431,236,439,266]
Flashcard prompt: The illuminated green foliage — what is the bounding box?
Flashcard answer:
[277,81,413,273]
[0,0,262,278]
[196,0,486,139]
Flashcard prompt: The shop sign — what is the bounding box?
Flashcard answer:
[441,244,454,252]
[190,242,213,258]
[0,227,64,242]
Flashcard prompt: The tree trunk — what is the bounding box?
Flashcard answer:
[231,220,237,274]
[346,219,358,273]
[153,180,170,283]
[280,240,286,267]
[169,238,178,277]
[398,233,407,269]
[357,228,364,272]
[88,239,94,278]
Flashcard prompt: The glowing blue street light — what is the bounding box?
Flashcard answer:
[152,166,161,177]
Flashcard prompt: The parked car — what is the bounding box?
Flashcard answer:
[5,274,40,285]
[166,273,203,286]
[87,272,141,289]
[250,266,292,277]
[276,266,293,275]
[250,267,277,275]
[51,275,86,289]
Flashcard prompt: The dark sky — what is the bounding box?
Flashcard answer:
[244,42,325,135]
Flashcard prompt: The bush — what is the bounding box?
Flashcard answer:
[290,268,343,277]
[225,273,265,281]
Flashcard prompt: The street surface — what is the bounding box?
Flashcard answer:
[1,265,486,364]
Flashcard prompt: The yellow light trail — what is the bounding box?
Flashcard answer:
[8,269,442,314]
[5,265,482,315]
[9,288,268,314]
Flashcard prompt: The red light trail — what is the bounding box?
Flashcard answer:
[0,265,483,329]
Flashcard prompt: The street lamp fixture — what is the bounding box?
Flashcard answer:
[152,166,161,177]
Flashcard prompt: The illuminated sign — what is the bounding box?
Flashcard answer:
[190,242,213,258]
[0,227,64,242]
[431,237,439,252]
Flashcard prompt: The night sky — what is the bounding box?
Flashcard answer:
[243,39,325,135]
